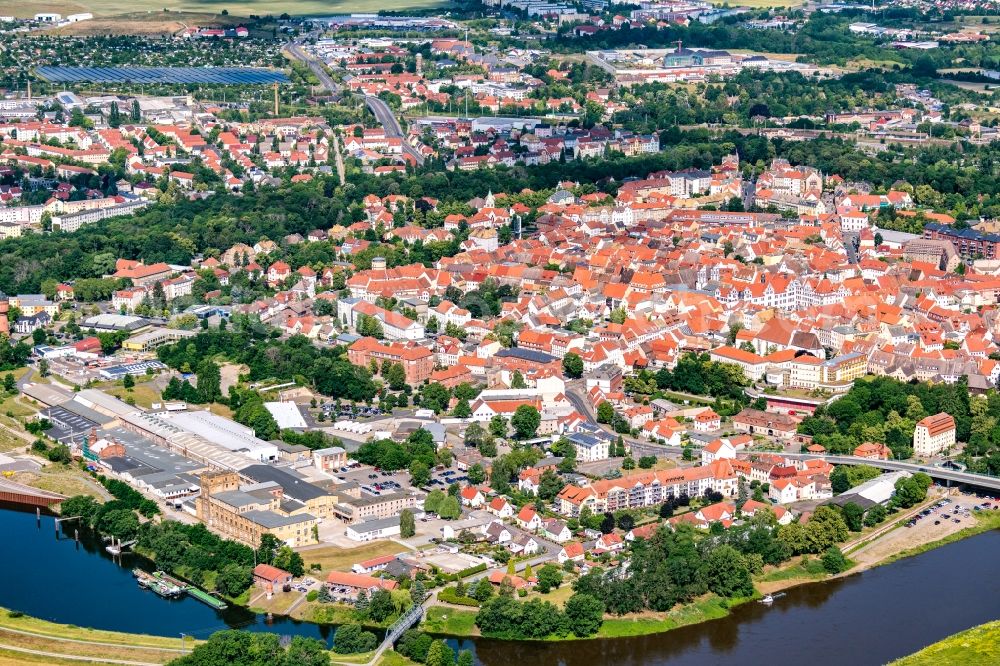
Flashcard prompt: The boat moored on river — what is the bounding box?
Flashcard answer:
[133,569,184,599]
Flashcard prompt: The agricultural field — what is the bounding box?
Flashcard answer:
[0,0,450,19]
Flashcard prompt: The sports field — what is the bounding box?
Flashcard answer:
[0,0,450,19]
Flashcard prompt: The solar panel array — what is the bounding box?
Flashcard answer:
[35,66,290,85]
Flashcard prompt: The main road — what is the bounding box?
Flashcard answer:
[781,452,1000,491]
[285,41,339,95]
[365,95,425,166]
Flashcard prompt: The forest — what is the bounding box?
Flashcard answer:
[797,376,1000,471]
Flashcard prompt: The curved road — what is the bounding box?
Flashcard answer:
[286,42,339,95]
[364,96,425,167]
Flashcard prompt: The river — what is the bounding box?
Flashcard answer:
[2,504,997,663]
[451,529,1000,665]
[0,503,335,643]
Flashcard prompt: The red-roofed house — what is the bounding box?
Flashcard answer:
[558,541,585,564]
[253,564,293,590]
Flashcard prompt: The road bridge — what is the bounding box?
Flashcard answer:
[781,453,1000,492]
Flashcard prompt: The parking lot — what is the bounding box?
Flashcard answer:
[851,490,997,568]
[427,467,471,490]
[331,462,411,497]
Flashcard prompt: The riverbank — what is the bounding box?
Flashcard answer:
[890,620,1000,665]
[424,594,754,641]
[0,605,422,666]
[426,499,1000,645]
[760,502,1000,596]
[0,607,189,665]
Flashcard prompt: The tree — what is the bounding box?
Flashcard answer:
[215,563,252,598]
[397,630,434,663]
[468,463,486,484]
[471,577,494,603]
[424,489,446,514]
[821,546,850,574]
[452,399,471,418]
[196,359,221,403]
[366,588,395,622]
[511,370,527,389]
[285,636,331,666]
[458,650,474,666]
[489,415,508,438]
[273,546,305,577]
[562,352,584,378]
[536,564,564,593]
[410,460,431,487]
[2,373,15,393]
[564,593,605,637]
[410,579,426,605]
[599,512,615,534]
[333,624,378,654]
[841,502,864,532]
[438,495,461,520]
[425,640,455,666]
[538,469,564,501]
[420,382,451,414]
[703,545,754,598]
[622,455,635,470]
[122,374,135,389]
[596,401,614,424]
[510,404,540,439]
[864,504,887,527]
[400,509,416,538]
[385,363,407,391]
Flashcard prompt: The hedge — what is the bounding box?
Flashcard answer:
[438,587,480,607]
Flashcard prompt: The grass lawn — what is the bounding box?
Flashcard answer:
[758,555,828,583]
[423,606,479,637]
[0,0,451,19]
[598,596,735,639]
[524,584,574,606]
[891,621,1000,666]
[12,464,109,499]
[297,541,406,576]
[101,382,161,409]
[0,427,27,452]
[376,652,420,666]
[0,649,133,666]
[0,608,188,649]
[0,396,37,419]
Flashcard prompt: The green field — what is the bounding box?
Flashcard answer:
[0,0,450,19]
[891,621,1000,666]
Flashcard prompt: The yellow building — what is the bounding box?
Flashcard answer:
[195,471,319,548]
[122,327,197,352]
[9,294,59,317]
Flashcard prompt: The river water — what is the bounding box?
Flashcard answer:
[451,529,1000,665]
[0,503,335,643]
[1,503,997,663]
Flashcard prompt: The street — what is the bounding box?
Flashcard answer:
[364,95,425,166]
